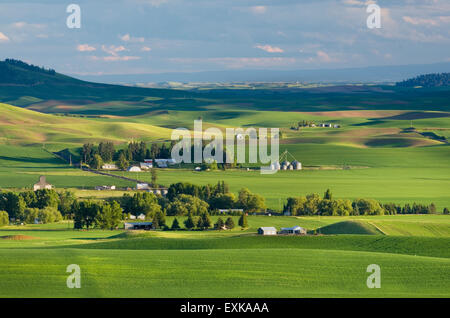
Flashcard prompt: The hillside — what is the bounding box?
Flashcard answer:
[0,103,172,146]
[397,73,450,88]
[1,59,450,114]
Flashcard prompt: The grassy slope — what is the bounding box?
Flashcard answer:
[1,215,449,298]
[0,248,449,297]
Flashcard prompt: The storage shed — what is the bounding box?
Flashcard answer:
[257,227,277,235]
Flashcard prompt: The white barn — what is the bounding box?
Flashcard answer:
[257,227,277,235]
[279,226,307,235]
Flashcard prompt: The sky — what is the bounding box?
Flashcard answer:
[0,0,449,77]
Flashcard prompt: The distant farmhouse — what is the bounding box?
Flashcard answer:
[154,158,177,168]
[33,176,53,191]
[258,227,277,235]
[279,226,307,235]
[258,226,307,236]
[102,163,117,170]
[95,185,116,191]
[127,166,142,172]
[218,209,244,214]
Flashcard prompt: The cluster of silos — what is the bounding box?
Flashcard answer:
[269,160,302,171]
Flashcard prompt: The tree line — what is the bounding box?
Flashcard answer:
[396,73,450,88]
[81,141,174,170]
[284,189,443,216]
[81,140,237,170]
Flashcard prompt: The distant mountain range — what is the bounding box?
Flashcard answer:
[73,62,450,85]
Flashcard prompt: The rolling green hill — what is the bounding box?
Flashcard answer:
[315,221,383,235]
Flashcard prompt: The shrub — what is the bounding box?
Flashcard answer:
[0,211,9,227]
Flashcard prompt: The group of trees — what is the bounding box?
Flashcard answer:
[166,182,265,213]
[73,200,122,230]
[396,73,450,88]
[81,141,174,169]
[291,120,316,130]
[0,189,73,224]
[284,189,442,216]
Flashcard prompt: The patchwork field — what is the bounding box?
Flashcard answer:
[1,82,450,298]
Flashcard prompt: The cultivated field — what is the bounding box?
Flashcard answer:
[1,82,450,298]
[0,215,449,297]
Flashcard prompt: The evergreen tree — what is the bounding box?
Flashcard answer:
[171,218,181,230]
[184,213,195,230]
[215,217,225,230]
[225,217,235,230]
[324,189,332,200]
[151,168,157,186]
[443,208,449,215]
[238,213,248,228]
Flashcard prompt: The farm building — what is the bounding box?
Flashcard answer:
[124,222,153,230]
[102,163,117,170]
[137,183,150,190]
[218,209,244,214]
[154,159,177,168]
[127,166,142,172]
[279,226,307,235]
[95,185,116,191]
[140,162,153,170]
[258,227,277,235]
[137,214,146,220]
[33,176,53,191]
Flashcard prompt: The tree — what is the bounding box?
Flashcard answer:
[95,201,122,230]
[73,200,100,230]
[166,194,209,216]
[151,168,157,186]
[198,211,212,230]
[34,189,59,209]
[215,217,225,230]
[237,188,265,213]
[92,154,103,170]
[58,190,76,218]
[152,210,166,229]
[171,218,181,230]
[429,203,437,214]
[117,151,129,170]
[238,213,248,229]
[444,208,450,215]
[209,193,236,210]
[353,198,384,215]
[225,217,235,230]
[323,189,332,200]
[0,211,9,227]
[184,213,196,230]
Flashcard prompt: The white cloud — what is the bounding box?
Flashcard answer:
[90,55,141,62]
[134,0,169,7]
[119,33,145,43]
[102,45,128,56]
[77,44,96,52]
[0,32,10,42]
[141,46,152,52]
[11,22,45,29]
[403,16,439,26]
[250,6,267,14]
[255,44,284,53]
[316,50,332,63]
